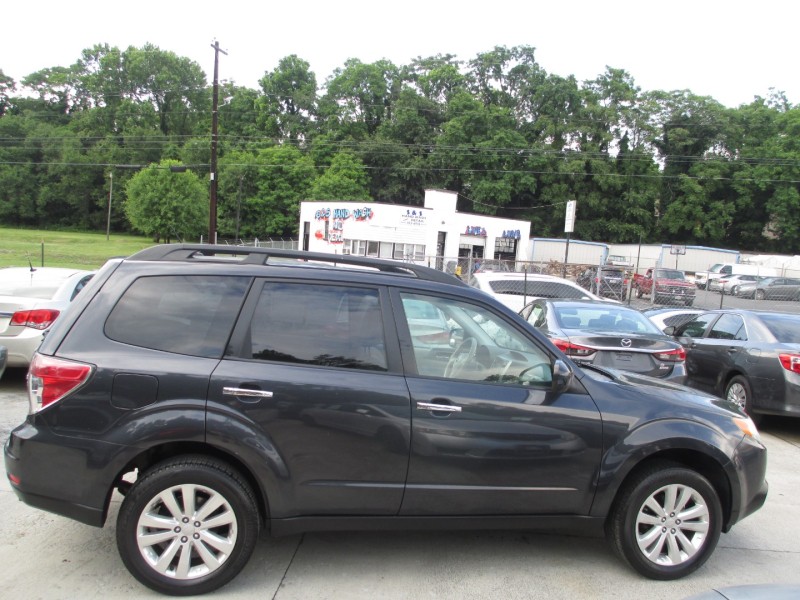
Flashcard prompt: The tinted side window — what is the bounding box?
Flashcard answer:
[663,314,700,329]
[246,283,387,372]
[676,314,717,338]
[105,276,250,358]
[708,314,746,341]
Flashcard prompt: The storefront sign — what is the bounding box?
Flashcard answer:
[465,226,487,236]
[502,230,521,239]
[400,209,426,226]
[313,206,374,244]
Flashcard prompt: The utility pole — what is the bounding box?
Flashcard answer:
[209,40,228,245]
[106,172,113,241]
[235,174,243,242]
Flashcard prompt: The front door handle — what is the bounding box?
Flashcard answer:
[690,343,698,348]
[727,347,738,354]
[223,387,273,399]
[417,402,462,413]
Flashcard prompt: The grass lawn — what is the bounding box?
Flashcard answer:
[0,228,157,270]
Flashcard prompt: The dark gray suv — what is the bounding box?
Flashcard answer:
[4,246,767,595]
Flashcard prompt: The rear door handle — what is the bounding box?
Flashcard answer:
[223,387,273,399]
[727,347,738,354]
[417,402,462,413]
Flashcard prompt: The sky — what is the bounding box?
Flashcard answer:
[3,0,798,108]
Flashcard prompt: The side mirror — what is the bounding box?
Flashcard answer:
[551,360,573,394]
[663,326,676,336]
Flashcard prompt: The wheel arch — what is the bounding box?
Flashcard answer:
[603,448,733,532]
[591,421,740,533]
[110,441,270,526]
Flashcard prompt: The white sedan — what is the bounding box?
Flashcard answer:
[469,272,614,312]
[0,267,95,367]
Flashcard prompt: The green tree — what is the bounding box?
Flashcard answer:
[124,160,208,241]
[310,153,371,201]
[256,55,317,140]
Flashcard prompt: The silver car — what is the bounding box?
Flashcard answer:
[0,267,95,367]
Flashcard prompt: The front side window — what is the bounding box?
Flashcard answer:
[401,293,552,387]
[676,313,718,339]
[246,283,386,372]
[105,275,250,358]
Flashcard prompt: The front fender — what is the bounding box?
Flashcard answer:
[590,418,740,520]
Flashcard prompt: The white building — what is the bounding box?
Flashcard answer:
[299,189,532,268]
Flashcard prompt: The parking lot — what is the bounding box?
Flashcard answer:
[1,367,799,599]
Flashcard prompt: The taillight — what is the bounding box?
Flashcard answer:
[653,348,686,362]
[595,277,599,283]
[27,353,93,413]
[779,353,800,373]
[417,331,451,344]
[11,309,60,330]
[552,339,596,357]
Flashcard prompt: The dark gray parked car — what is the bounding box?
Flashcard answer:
[520,300,687,382]
[577,266,628,300]
[5,246,767,595]
[669,310,800,420]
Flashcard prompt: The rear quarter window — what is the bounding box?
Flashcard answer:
[759,314,800,343]
[104,275,250,358]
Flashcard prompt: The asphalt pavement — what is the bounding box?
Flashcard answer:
[1,366,799,600]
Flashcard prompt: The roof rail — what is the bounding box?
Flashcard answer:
[128,244,468,287]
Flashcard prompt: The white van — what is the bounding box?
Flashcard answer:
[694,263,778,289]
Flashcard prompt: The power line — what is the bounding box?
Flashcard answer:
[2,159,798,184]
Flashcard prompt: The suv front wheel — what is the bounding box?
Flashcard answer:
[606,461,722,580]
[116,456,260,596]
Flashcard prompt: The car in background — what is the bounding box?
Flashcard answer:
[708,274,760,295]
[520,299,686,382]
[733,277,800,300]
[642,307,706,332]
[0,345,6,380]
[576,266,627,301]
[470,272,609,312]
[669,309,800,420]
[695,263,778,290]
[604,254,633,268]
[0,267,95,367]
[633,268,696,306]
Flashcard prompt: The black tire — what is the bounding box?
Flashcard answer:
[755,289,765,301]
[636,286,643,299]
[606,461,722,580]
[684,299,694,307]
[730,286,738,296]
[117,456,260,596]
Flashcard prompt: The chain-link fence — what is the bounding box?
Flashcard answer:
[404,255,800,318]
[203,237,299,249]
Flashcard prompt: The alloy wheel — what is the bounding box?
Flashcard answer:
[635,483,710,566]
[136,484,238,580]
[727,382,747,411]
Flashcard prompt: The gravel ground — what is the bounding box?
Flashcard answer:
[2,366,799,600]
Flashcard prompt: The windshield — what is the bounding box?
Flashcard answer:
[709,264,724,273]
[554,306,663,335]
[759,313,800,343]
[656,269,685,280]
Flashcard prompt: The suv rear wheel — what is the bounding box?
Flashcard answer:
[117,456,260,596]
[606,461,721,580]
